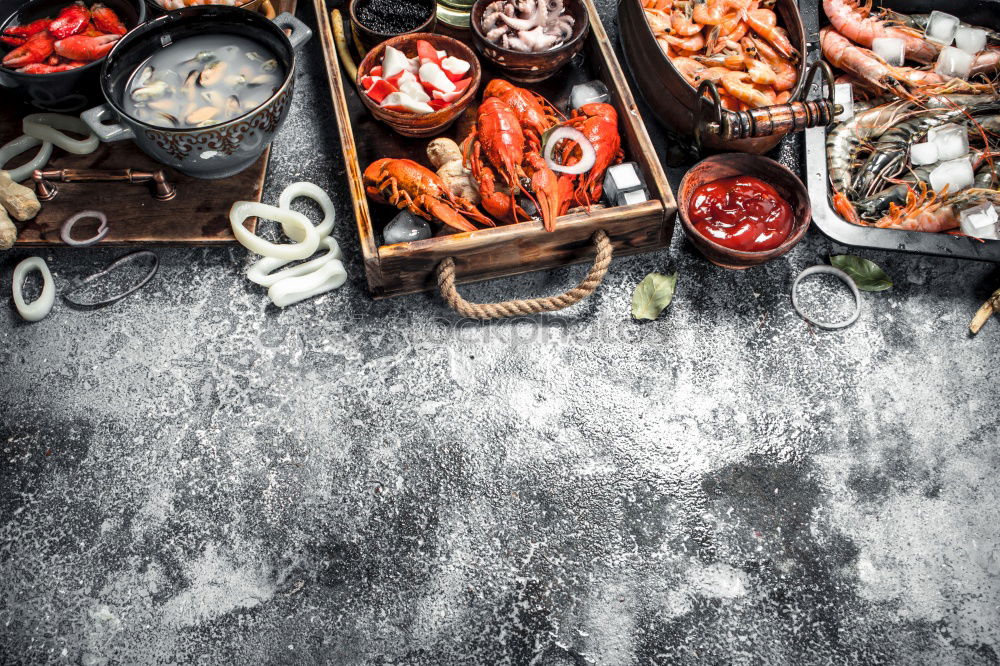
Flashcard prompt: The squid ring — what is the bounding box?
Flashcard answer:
[278,181,337,239]
[60,210,109,247]
[0,135,54,183]
[62,250,159,309]
[229,201,320,261]
[268,259,348,308]
[791,265,862,330]
[247,236,344,287]
[22,113,100,155]
[12,256,55,322]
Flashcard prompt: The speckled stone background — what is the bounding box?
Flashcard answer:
[2,1,1000,664]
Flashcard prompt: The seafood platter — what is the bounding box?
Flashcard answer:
[314,0,676,299]
[804,0,1000,261]
[0,0,310,245]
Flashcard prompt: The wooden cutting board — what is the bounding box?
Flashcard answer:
[7,0,296,247]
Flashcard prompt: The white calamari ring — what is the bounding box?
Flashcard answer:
[278,182,336,240]
[229,201,320,261]
[0,135,53,183]
[12,256,55,322]
[268,259,347,308]
[247,236,343,287]
[60,210,109,247]
[22,113,99,155]
[791,265,862,330]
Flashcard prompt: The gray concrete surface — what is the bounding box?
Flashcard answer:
[2,1,1000,664]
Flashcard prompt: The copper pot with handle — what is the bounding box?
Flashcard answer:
[617,0,838,154]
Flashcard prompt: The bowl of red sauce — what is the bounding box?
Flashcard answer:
[678,153,811,269]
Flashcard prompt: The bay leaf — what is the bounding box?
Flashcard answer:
[830,255,893,292]
[631,272,677,320]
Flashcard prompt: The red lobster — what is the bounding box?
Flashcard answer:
[364,158,494,233]
[462,95,563,231]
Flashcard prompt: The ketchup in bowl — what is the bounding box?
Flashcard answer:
[688,176,793,252]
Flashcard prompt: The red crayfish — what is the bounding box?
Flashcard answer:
[2,2,126,73]
[364,158,495,233]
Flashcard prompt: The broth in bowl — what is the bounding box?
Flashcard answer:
[122,33,283,128]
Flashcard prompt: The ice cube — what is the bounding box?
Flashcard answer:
[517,195,539,219]
[929,156,975,194]
[925,11,960,45]
[935,46,974,79]
[929,123,969,161]
[872,37,905,66]
[910,141,939,166]
[603,162,644,202]
[959,203,1000,239]
[570,80,610,110]
[383,211,432,244]
[616,187,650,207]
[834,82,854,122]
[955,26,988,54]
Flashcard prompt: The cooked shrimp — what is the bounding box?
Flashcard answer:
[672,56,707,84]
[722,70,772,106]
[744,36,796,91]
[743,7,797,60]
[643,8,672,34]
[672,8,703,36]
[662,31,706,52]
[823,0,939,64]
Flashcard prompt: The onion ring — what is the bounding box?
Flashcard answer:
[22,113,99,156]
[247,236,343,287]
[229,201,320,261]
[543,126,596,175]
[12,256,55,322]
[268,259,348,308]
[791,265,862,330]
[0,135,53,183]
[278,182,336,239]
[60,210,109,247]
[62,251,159,310]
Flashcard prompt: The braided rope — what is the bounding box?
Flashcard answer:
[436,230,613,320]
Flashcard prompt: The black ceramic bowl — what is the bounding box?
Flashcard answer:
[81,6,311,178]
[0,0,146,111]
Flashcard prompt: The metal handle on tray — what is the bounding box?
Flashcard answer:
[693,61,841,149]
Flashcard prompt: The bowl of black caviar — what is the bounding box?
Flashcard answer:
[350,0,436,51]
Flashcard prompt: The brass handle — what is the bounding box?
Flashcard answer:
[32,168,176,202]
[694,62,842,147]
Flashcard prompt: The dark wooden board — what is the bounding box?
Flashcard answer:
[314,0,677,298]
[6,0,296,247]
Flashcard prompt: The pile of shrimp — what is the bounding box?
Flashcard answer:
[821,0,1000,100]
[642,0,800,111]
[822,0,1000,234]
[826,93,1000,233]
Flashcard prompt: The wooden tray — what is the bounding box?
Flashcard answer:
[314,0,676,299]
[6,0,296,247]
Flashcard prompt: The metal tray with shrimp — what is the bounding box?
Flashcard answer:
[804,0,1000,262]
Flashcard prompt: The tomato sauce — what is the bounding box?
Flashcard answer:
[688,176,794,252]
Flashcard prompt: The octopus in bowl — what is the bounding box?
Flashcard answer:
[480,0,575,52]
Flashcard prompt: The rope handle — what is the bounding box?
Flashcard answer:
[436,230,613,319]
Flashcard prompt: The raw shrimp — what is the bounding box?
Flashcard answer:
[821,27,911,99]
[823,0,939,64]
[826,100,910,197]
[971,48,1000,78]
[881,10,1000,45]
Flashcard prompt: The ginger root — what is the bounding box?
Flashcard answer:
[427,138,479,204]
[0,207,17,250]
[0,170,41,222]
